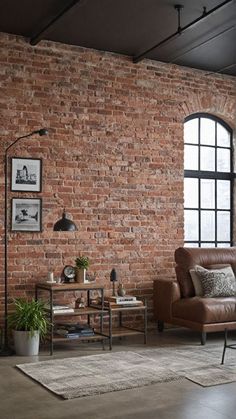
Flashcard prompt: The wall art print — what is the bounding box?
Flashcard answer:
[11,198,42,232]
[11,157,42,192]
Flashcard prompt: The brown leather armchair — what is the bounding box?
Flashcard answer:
[153,247,236,344]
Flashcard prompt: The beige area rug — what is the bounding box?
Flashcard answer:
[16,344,236,399]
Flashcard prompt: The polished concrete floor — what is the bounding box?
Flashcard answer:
[1,328,236,419]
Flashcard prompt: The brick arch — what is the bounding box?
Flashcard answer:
[178,92,236,130]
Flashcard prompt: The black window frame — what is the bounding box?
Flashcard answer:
[184,112,233,248]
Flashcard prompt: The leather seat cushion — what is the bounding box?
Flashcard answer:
[172,297,236,324]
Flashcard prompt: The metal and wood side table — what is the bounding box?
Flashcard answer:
[107,298,148,350]
[35,282,110,355]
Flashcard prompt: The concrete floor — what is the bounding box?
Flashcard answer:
[1,328,236,419]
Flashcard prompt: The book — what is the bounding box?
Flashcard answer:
[55,330,95,338]
[53,308,75,314]
[65,332,95,339]
[104,300,143,308]
[46,304,74,313]
[54,322,94,334]
[107,295,137,303]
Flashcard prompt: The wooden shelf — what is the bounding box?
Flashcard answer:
[36,282,102,291]
[47,307,108,316]
[52,333,108,343]
[108,305,146,312]
[106,327,145,337]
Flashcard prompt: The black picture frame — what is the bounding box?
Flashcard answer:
[11,198,42,232]
[11,157,42,192]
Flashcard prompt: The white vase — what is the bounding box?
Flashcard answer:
[13,330,40,356]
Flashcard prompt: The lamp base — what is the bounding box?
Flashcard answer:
[112,281,117,297]
[0,344,14,357]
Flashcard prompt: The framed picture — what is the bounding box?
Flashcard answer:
[11,198,42,232]
[11,157,42,192]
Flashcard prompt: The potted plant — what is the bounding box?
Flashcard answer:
[75,256,90,283]
[8,298,50,356]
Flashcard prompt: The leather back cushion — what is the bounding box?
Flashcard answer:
[175,247,236,298]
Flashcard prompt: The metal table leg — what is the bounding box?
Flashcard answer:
[109,309,112,350]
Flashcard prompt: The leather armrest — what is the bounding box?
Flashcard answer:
[153,279,181,323]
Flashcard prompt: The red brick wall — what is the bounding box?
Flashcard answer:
[0,33,235,323]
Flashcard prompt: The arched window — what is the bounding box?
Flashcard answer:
[184,113,233,247]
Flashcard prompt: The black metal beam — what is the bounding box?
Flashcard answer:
[30,0,82,46]
[170,24,236,64]
[133,0,234,64]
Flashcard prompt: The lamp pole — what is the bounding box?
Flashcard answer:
[0,128,48,356]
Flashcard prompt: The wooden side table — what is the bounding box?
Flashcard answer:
[107,299,148,350]
[35,282,110,355]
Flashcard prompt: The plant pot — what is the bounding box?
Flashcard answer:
[13,330,40,356]
[75,268,86,283]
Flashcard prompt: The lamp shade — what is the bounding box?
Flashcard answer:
[110,268,117,282]
[53,210,78,231]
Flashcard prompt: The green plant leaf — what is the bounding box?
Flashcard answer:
[8,298,51,338]
[75,256,90,269]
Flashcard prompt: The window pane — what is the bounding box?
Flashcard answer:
[201,243,215,248]
[184,145,198,170]
[184,210,199,241]
[201,179,215,209]
[201,211,215,241]
[217,148,230,172]
[217,123,230,147]
[217,180,230,209]
[184,119,198,144]
[184,178,198,208]
[184,242,199,247]
[200,118,215,145]
[217,243,230,248]
[217,212,230,241]
[200,147,215,171]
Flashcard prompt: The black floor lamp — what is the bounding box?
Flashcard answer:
[0,128,48,356]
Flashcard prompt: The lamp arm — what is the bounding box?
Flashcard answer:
[5,131,44,154]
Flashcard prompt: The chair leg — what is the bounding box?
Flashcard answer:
[157,320,164,332]
[221,329,227,365]
[201,332,207,345]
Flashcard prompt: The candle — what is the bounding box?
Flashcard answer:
[48,271,54,282]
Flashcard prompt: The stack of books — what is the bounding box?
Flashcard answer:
[54,323,95,339]
[47,304,75,314]
[104,295,143,308]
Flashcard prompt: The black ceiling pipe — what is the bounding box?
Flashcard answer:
[133,0,234,63]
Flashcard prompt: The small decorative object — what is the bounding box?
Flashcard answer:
[11,198,42,232]
[85,272,97,283]
[11,157,42,192]
[75,294,86,309]
[47,271,54,283]
[8,298,50,356]
[75,256,90,283]
[117,283,126,297]
[63,265,76,283]
[110,268,118,296]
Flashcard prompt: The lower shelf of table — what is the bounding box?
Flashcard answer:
[50,333,109,343]
[105,327,145,338]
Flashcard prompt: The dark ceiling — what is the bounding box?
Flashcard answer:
[0,0,236,76]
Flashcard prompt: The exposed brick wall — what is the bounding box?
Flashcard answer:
[0,33,235,326]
